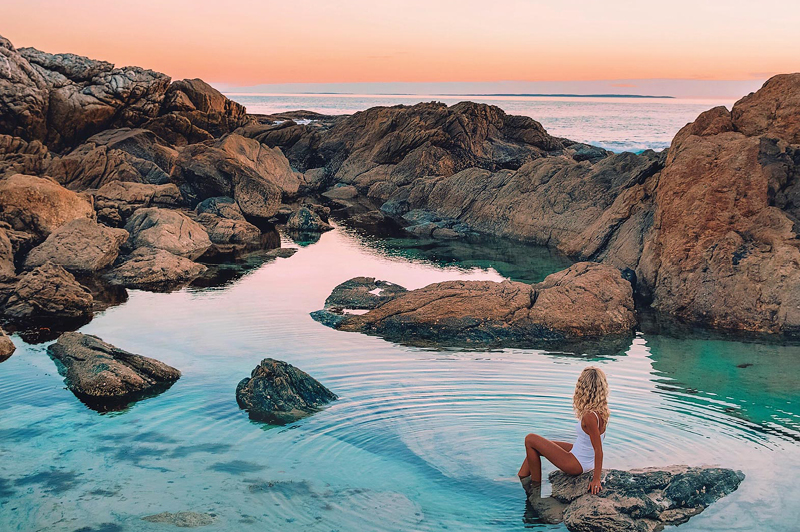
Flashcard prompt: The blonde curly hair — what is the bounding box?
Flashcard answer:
[573,366,610,425]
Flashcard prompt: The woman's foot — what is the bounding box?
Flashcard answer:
[518,475,541,496]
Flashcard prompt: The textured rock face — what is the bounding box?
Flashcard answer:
[535,466,744,532]
[94,181,183,226]
[0,174,94,239]
[124,207,211,259]
[0,327,15,362]
[103,247,206,291]
[47,128,178,190]
[0,37,49,142]
[637,74,800,333]
[171,134,295,218]
[324,277,408,310]
[3,262,93,321]
[195,212,264,253]
[236,358,338,424]
[24,218,128,272]
[321,263,635,348]
[285,206,333,232]
[47,332,180,409]
[0,224,16,281]
[0,135,51,177]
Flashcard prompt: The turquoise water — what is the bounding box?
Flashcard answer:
[228,93,736,153]
[1,224,799,531]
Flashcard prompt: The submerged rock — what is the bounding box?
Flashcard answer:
[23,218,128,273]
[47,332,180,410]
[141,511,216,528]
[236,358,338,425]
[530,466,744,532]
[319,263,636,349]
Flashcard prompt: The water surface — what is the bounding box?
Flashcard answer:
[1,225,798,531]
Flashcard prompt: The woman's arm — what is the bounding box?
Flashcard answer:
[582,412,603,494]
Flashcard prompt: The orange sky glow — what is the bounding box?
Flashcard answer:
[2,0,798,87]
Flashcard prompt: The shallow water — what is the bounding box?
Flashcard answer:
[1,225,798,531]
[228,93,736,153]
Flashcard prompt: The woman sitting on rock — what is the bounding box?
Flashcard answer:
[518,366,608,496]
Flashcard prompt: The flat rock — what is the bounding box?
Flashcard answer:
[95,181,183,226]
[24,218,128,273]
[47,332,180,409]
[3,262,93,322]
[103,247,206,292]
[236,358,338,425]
[533,466,744,532]
[0,174,94,240]
[323,277,408,311]
[322,262,636,349]
[124,207,211,259]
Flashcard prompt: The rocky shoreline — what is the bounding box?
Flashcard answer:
[1,33,799,348]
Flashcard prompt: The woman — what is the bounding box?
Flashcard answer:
[518,366,608,495]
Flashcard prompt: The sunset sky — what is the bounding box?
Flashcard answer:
[2,0,799,96]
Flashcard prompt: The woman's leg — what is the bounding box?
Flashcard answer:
[522,433,582,481]
[518,440,574,478]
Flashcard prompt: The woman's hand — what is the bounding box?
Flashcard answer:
[588,478,602,495]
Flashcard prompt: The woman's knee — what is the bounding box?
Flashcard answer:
[525,433,541,447]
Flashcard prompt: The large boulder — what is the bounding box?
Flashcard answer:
[318,263,636,349]
[323,277,408,311]
[94,181,183,226]
[0,134,51,177]
[285,206,333,233]
[24,218,128,273]
[47,332,180,409]
[194,212,264,254]
[103,247,206,292]
[194,196,246,221]
[0,327,15,362]
[145,78,248,145]
[124,207,211,259]
[3,262,93,321]
[533,466,744,532]
[46,128,177,190]
[171,134,300,217]
[0,36,49,142]
[236,358,338,425]
[0,174,94,240]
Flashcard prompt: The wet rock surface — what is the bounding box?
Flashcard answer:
[23,218,128,273]
[317,263,636,349]
[3,262,93,322]
[124,207,211,260]
[141,511,216,528]
[285,206,333,233]
[103,247,207,292]
[236,358,338,425]
[47,332,180,410]
[529,466,744,532]
[0,327,15,361]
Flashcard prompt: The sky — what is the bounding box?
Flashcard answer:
[2,0,799,97]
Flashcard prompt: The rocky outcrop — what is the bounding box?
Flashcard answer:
[323,277,408,310]
[236,358,338,424]
[24,218,128,272]
[0,327,15,362]
[0,37,49,142]
[529,466,744,532]
[124,207,211,259]
[194,212,265,254]
[3,262,93,322]
[47,128,177,190]
[0,174,94,240]
[47,332,180,409]
[316,263,636,349]
[0,224,16,281]
[0,135,51,177]
[94,181,183,226]
[171,134,299,219]
[103,247,206,291]
[147,78,248,145]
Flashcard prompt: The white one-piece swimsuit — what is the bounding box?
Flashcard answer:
[570,412,605,473]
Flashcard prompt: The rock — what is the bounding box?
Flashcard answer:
[0,134,51,177]
[730,73,800,144]
[47,332,180,409]
[194,196,246,221]
[194,212,264,254]
[124,207,211,259]
[285,207,333,232]
[0,37,49,142]
[47,128,177,190]
[0,224,15,281]
[322,263,636,349]
[142,511,216,528]
[24,218,128,273]
[146,77,248,145]
[322,184,358,200]
[3,262,93,322]
[94,181,183,226]
[0,174,94,240]
[535,466,744,532]
[171,134,296,218]
[236,358,338,424]
[103,247,206,292]
[0,327,15,362]
[322,277,408,311]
